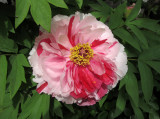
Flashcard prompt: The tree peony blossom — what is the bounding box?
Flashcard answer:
[28,12,128,106]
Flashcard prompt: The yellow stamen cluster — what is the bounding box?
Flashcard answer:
[70,43,94,66]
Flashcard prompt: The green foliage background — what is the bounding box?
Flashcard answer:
[0,0,160,119]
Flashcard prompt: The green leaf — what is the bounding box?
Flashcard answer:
[145,61,160,74]
[98,111,108,119]
[19,93,50,119]
[0,17,18,53]
[128,18,160,34]
[48,0,68,9]
[76,0,83,8]
[113,89,126,118]
[0,38,18,53]
[130,98,144,119]
[64,104,74,113]
[138,60,153,102]
[54,99,63,118]
[15,0,30,28]
[108,2,126,29]
[89,0,112,23]
[139,98,150,112]
[99,95,108,108]
[126,0,142,22]
[139,45,160,60]
[113,28,141,51]
[124,72,139,107]
[0,55,7,105]
[142,30,160,47]
[0,93,19,119]
[8,54,30,98]
[127,25,148,49]
[30,0,51,32]
[41,95,50,119]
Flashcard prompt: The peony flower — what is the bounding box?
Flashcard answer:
[28,12,128,106]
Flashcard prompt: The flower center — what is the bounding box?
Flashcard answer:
[70,43,94,66]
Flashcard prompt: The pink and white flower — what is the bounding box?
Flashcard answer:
[28,12,128,106]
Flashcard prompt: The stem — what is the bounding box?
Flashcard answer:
[128,58,137,61]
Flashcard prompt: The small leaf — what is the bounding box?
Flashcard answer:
[48,0,68,9]
[113,28,141,52]
[0,55,7,105]
[138,60,153,102]
[30,0,51,32]
[126,0,142,22]
[99,95,108,108]
[76,0,83,9]
[15,0,30,28]
[54,99,63,118]
[108,2,126,29]
[124,72,139,107]
[127,24,148,49]
[113,89,126,118]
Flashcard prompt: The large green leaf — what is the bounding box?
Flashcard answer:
[130,97,144,119]
[128,24,148,49]
[54,99,63,118]
[0,93,20,119]
[113,89,126,118]
[19,93,50,119]
[113,28,141,51]
[48,0,68,9]
[145,61,160,74]
[53,99,63,118]
[0,55,7,105]
[128,18,160,34]
[126,0,141,22]
[30,0,51,32]
[15,0,30,28]
[142,30,160,47]
[108,2,126,30]
[0,38,18,53]
[124,72,139,107]
[138,60,153,102]
[8,54,30,98]
[139,45,160,60]
[90,0,112,23]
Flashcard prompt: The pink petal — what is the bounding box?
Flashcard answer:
[36,82,48,94]
[97,84,108,99]
[68,16,75,46]
[91,39,107,48]
[37,38,51,56]
[88,55,105,75]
